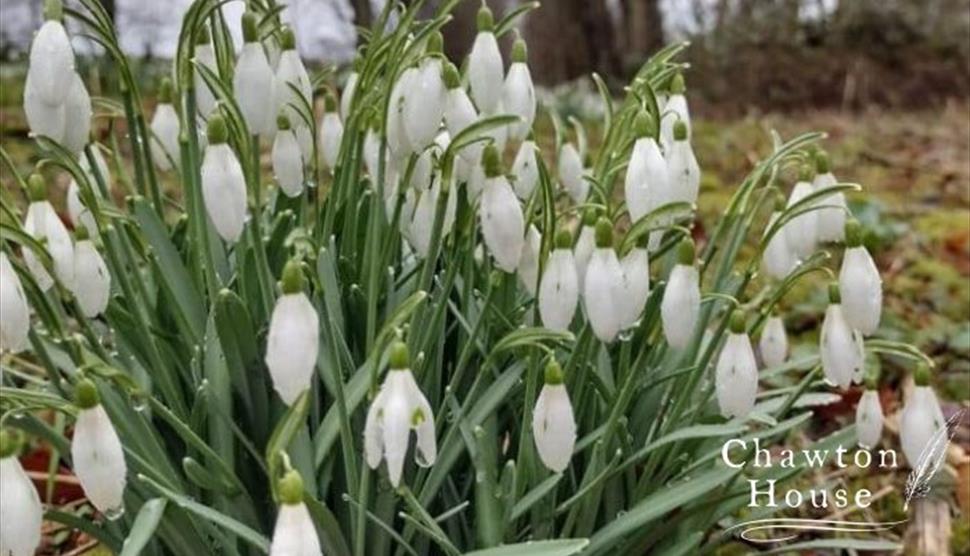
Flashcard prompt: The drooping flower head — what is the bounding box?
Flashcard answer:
[625,111,665,224]
[758,312,788,368]
[900,363,946,468]
[666,120,700,206]
[71,378,127,515]
[814,150,848,242]
[660,73,690,152]
[584,218,625,342]
[820,283,864,388]
[839,219,882,335]
[404,31,446,151]
[502,36,536,141]
[266,260,320,405]
[661,238,701,349]
[23,173,74,291]
[200,114,248,242]
[479,144,525,272]
[273,114,305,197]
[319,92,344,169]
[467,5,503,114]
[715,310,759,419]
[150,78,181,171]
[0,428,43,556]
[270,469,322,556]
[784,164,818,262]
[856,367,884,449]
[234,11,276,137]
[72,225,111,318]
[0,253,30,353]
[532,359,576,473]
[539,227,579,332]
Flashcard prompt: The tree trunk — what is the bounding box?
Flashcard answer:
[525,0,621,84]
[625,0,664,71]
[351,0,372,29]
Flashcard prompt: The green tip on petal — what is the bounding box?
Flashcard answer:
[673,121,688,141]
[828,282,841,304]
[477,5,494,31]
[544,359,564,385]
[815,150,830,174]
[729,309,746,334]
[43,0,63,21]
[482,145,503,178]
[864,365,880,391]
[582,208,598,227]
[158,77,174,103]
[27,173,47,202]
[389,341,409,370]
[280,27,296,51]
[914,362,931,387]
[798,164,814,183]
[442,62,461,89]
[594,217,613,248]
[278,470,305,505]
[555,228,573,249]
[511,38,527,63]
[242,12,259,43]
[280,259,305,294]
[74,225,90,241]
[670,73,686,94]
[195,25,211,46]
[844,218,863,248]
[324,92,338,112]
[677,237,695,265]
[633,111,653,138]
[427,31,443,55]
[277,113,291,131]
[206,114,228,144]
[75,378,100,410]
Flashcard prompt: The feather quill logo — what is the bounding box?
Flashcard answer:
[903,409,965,511]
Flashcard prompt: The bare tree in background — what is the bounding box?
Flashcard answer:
[525,0,624,84]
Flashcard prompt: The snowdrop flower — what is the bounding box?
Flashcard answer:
[61,73,93,155]
[201,115,248,242]
[266,260,320,406]
[584,218,625,343]
[820,283,864,388]
[67,148,109,234]
[72,226,110,318]
[716,310,759,419]
[150,78,181,171]
[193,27,218,118]
[839,219,882,335]
[363,342,437,487]
[532,360,576,473]
[900,364,947,467]
[479,145,524,272]
[758,314,788,368]
[0,254,30,353]
[619,234,650,330]
[624,112,666,223]
[666,121,700,206]
[404,32,446,151]
[0,429,43,556]
[539,229,579,331]
[558,143,588,203]
[319,93,344,169]
[856,372,884,449]
[340,58,359,120]
[72,378,126,515]
[511,139,539,200]
[784,165,818,262]
[660,73,690,152]
[234,12,276,137]
[23,174,74,291]
[27,0,74,107]
[275,27,312,159]
[387,66,418,158]
[517,225,541,295]
[761,196,795,280]
[501,37,535,141]
[270,470,322,556]
[408,148,435,191]
[408,175,456,258]
[442,62,482,166]
[23,69,66,142]
[574,210,597,291]
[467,6,503,114]
[813,151,847,242]
[661,239,701,349]
[272,115,305,197]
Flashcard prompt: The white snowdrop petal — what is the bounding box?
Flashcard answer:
[404,58,446,150]
[72,405,127,513]
[517,225,541,295]
[665,139,700,206]
[784,181,817,261]
[0,253,30,353]
[201,144,248,242]
[319,113,344,169]
[538,249,579,332]
[0,456,43,556]
[275,50,313,130]
[558,144,587,203]
[715,333,759,419]
[340,72,358,120]
[661,264,700,349]
[363,390,385,469]
[532,384,576,472]
[73,240,111,317]
[404,372,437,467]
[900,387,946,467]
[574,226,595,292]
[584,248,625,343]
[270,503,322,556]
[814,172,846,242]
[479,176,524,272]
[758,315,788,368]
[234,43,276,136]
[24,201,74,291]
[501,62,535,141]
[272,130,305,197]
[660,94,690,151]
[387,69,417,157]
[24,71,66,142]
[619,247,650,330]
[625,138,667,223]
[839,247,882,335]
[511,141,539,200]
[820,304,861,388]
[761,212,794,280]
[468,31,503,113]
[856,390,884,448]
[444,88,482,165]
[150,103,181,171]
[265,294,320,405]
[28,20,75,105]
[193,44,218,117]
[61,73,92,154]
[380,372,413,487]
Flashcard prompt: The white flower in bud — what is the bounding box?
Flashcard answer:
[761,212,795,280]
[820,297,863,388]
[501,40,535,141]
[295,125,313,166]
[468,21,503,113]
[150,102,180,171]
[511,140,539,200]
[23,70,66,142]
[443,85,482,166]
[856,390,884,448]
[270,500,321,556]
[532,362,576,472]
[625,133,667,223]
[73,237,110,318]
[193,42,218,117]
[584,231,625,342]
[409,175,456,257]
[660,74,689,151]
[1,436,43,556]
[364,344,436,487]
[666,131,700,207]
[839,246,882,335]
[784,179,817,261]
[558,143,588,203]
[201,141,248,243]
[814,170,846,242]
[404,58,446,150]
[517,225,541,295]
[340,71,358,120]
[573,223,595,291]
[234,43,277,137]
[72,391,127,514]
[266,266,319,405]
[274,40,312,137]
[67,148,109,236]
[24,196,74,291]
[28,18,75,106]
[539,241,579,331]
[61,73,92,155]
[619,245,650,330]
[387,68,417,157]
[0,254,30,353]
[479,157,524,272]
[661,256,700,349]
[272,126,305,197]
[759,315,788,368]
[900,383,946,467]
[319,112,344,170]
[716,325,759,419]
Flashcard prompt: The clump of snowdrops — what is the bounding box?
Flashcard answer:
[0,0,946,554]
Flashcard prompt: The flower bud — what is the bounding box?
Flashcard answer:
[234,21,276,137]
[661,249,700,349]
[73,231,111,317]
[270,470,322,555]
[272,116,305,197]
[820,287,863,388]
[539,234,579,332]
[72,381,127,514]
[502,38,535,141]
[758,314,788,368]
[468,11,503,113]
[856,390,884,449]
[584,227,624,342]
[0,253,30,353]
[532,359,576,472]
[479,153,524,272]
[319,96,344,169]
[151,80,180,171]
[1,427,42,556]
[23,175,75,291]
[558,143,587,203]
[839,223,882,335]
[625,125,666,223]
[266,261,319,405]
[899,375,946,468]
[201,126,248,242]
[716,319,759,419]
